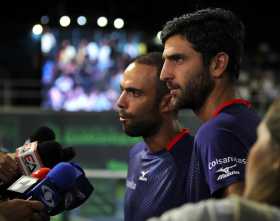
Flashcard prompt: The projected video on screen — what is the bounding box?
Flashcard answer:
[41,28,148,111]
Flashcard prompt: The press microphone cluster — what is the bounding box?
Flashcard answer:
[15,126,75,175]
[15,140,75,175]
[0,126,76,193]
[7,162,94,216]
[1,126,93,215]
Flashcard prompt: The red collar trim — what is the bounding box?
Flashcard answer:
[167,128,190,151]
[212,98,252,117]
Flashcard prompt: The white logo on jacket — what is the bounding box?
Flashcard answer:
[216,164,240,181]
[126,180,136,190]
[208,157,246,170]
[139,170,149,182]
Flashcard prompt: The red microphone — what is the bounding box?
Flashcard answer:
[31,168,50,180]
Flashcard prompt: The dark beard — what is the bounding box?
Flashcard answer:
[175,69,215,112]
[124,119,161,138]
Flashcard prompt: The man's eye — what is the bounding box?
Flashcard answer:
[174,57,184,63]
[128,91,141,97]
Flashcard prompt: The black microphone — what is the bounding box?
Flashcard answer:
[45,162,94,216]
[28,126,75,165]
[25,126,56,144]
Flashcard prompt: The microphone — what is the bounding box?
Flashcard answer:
[25,126,56,144]
[46,162,94,215]
[31,168,51,180]
[26,162,77,215]
[6,167,50,199]
[62,162,94,210]
[0,126,57,189]
[0,126,75,199]
[7,162,93,216]
[15,141,76,175]
[6,175,39,199]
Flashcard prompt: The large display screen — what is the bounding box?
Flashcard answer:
[41,28,149,111]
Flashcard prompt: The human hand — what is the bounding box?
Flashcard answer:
[0,152,18,184]
[0,199,44,221]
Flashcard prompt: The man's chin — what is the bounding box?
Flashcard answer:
[173,97,193,110]
[172,97,185,110]
[124,128,140,137]
[125,132,141,137]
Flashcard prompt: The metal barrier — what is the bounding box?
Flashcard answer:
[59,169,127,221]
[0,78,41,108]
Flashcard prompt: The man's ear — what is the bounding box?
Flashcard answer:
[160,94,174,113]
[209,52,229,78]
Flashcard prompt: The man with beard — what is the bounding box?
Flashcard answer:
[160,8,261,202]
[117,52,193,221]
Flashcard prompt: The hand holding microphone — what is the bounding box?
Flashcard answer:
[0,152,18,186]
[6,167,51,199]
[0,126,92,217]
[6,162,93,216]
[0,125,59,181]
[0,199,44,221]
[0,126,76,199]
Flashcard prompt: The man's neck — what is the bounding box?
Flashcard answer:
[196,83,236,122]
[144,119,182,153]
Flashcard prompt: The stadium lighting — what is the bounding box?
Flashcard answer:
[59,16,71,27]
[97,16,108,27]
[154,31,162,45]
[32,24,43,36]
[113,18,124,29]
[77,16,87,26]
[156,31,161,41]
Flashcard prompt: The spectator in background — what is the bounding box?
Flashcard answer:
[117,52,193,221]
[160,8,261,201]
[148,97,280,221]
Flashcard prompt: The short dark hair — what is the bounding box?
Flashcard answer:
[161,8,245,80]
[133,52,169,103]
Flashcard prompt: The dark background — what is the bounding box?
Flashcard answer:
[0,0,279,80]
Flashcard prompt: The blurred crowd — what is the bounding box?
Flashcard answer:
[41,29,147,112]
[238,42,280,114]
[41,28,280,113]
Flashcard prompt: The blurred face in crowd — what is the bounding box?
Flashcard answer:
[160,35,214,112]
[117,62,163,138]
[244,121,279,197]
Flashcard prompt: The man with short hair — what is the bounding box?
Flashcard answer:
[117,52,193,221]
[160,8,261,201]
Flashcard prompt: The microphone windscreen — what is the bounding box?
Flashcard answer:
[29,126,55,143]
[47,162,77,189]
[37,141,63,168]
[62,147,76,161]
